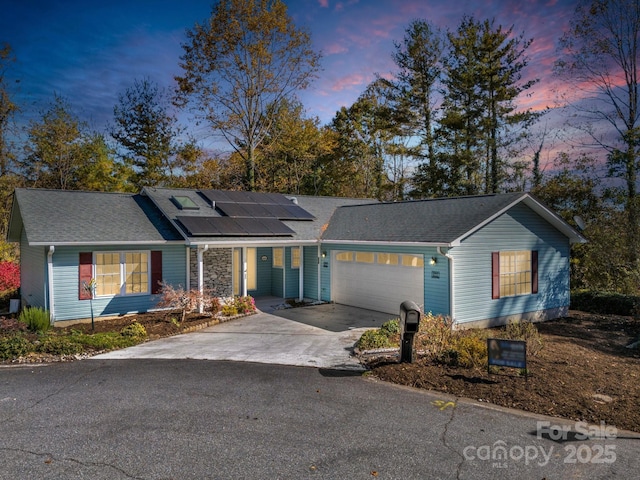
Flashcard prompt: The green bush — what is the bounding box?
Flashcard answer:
[449,334,488,368]
[120,322,147,338]
[18,307,51,332]
[222,304,239,317]
[0,335,33,359]
[570,290,639,316]
[503,320,544,356]
[356,329,396,350]
[379,319,400,336]
[69,331,143,351]
[37,336,83,356]
[233,296,256,314]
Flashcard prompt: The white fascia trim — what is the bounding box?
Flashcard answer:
[320,240,451,247]
[28,240,184,247]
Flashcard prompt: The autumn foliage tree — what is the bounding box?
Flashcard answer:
[175,0,321,191]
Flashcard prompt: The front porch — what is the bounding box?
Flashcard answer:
[187,244,322,303]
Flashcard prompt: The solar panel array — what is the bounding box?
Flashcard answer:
[200,189,315,221]
[177,216,295,237]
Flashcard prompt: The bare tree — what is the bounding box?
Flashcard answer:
[175,0,321,191]
[556,0,640,268]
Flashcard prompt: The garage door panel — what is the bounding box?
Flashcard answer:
[332,251,424,315]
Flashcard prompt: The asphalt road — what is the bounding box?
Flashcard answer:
[1,359,638,479]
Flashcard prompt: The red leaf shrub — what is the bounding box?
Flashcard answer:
[0,262,19,292]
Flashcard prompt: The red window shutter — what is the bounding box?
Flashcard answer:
[79,252,93,300]
[491,252,500,299]
[151,251,162,294]
[531,250,539,294]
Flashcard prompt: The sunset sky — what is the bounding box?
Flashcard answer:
[3,0,580,161]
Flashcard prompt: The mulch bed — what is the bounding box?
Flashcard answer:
[366,311,640,433]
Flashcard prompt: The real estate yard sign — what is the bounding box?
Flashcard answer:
[487,338,527,377]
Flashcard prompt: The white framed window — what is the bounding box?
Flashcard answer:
[291,247,301,269]
[273,247,284,268]
[95,251,150,297]
[499,251,532,297]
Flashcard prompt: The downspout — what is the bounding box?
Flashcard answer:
[317,245,322,301]
[437,246,455,326]
[47,246,55,324]
[197,245,208,313]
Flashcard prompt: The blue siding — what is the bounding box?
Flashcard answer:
[452,203,570,325]
[251,247,272,297]
[271,248,284,297]
[303,246,319,300]
[319,243,450,315]
[284,247,300,298]
[51,244,186,322]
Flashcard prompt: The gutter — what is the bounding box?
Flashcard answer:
[437,246,455,325]
[47,246,55,323]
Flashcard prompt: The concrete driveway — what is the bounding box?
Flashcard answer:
[93,299,397,370]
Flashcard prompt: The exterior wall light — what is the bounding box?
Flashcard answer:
[430,256,437,265]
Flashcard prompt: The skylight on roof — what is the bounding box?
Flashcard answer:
[171,195,199,210]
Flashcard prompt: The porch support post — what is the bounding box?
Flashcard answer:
[298,246,304,302]
[242,246,248,297]
[185,246,191,291]
[197,245,208,313]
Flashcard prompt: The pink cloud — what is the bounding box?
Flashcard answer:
[324,42,348,55]
[330,73,371,92]
[318,0,329,7]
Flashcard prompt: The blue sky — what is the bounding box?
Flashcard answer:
[3,0,577,156]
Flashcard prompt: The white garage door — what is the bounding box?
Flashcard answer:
[331,251,424,315]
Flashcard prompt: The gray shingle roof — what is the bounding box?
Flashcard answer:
[142,187,373,244]
[321,192,584,245]
[9,188,183,245]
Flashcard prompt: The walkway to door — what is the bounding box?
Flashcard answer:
[94,298,397,370]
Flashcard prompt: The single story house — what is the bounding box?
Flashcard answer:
[7,187,585,328]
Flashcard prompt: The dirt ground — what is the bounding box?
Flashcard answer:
[367,311,640,433]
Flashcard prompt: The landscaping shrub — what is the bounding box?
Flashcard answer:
[18,307,51,332]
[156,282,201,324]
[379,319,400,336]
[415,312,455,361]
[69,331,143,351]
[447,334,488,368]
[570,290,639,316]
[503,320,544,356]
[0,335,32,359]
[0,261,19,292]
[120,322,147,338]
[221,304,238,316]
[208,296,221,315]
[356,329,396,350]
[233,295,256,314]
[37,336,83,356]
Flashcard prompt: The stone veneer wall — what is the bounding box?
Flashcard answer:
[189,247,233,297]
